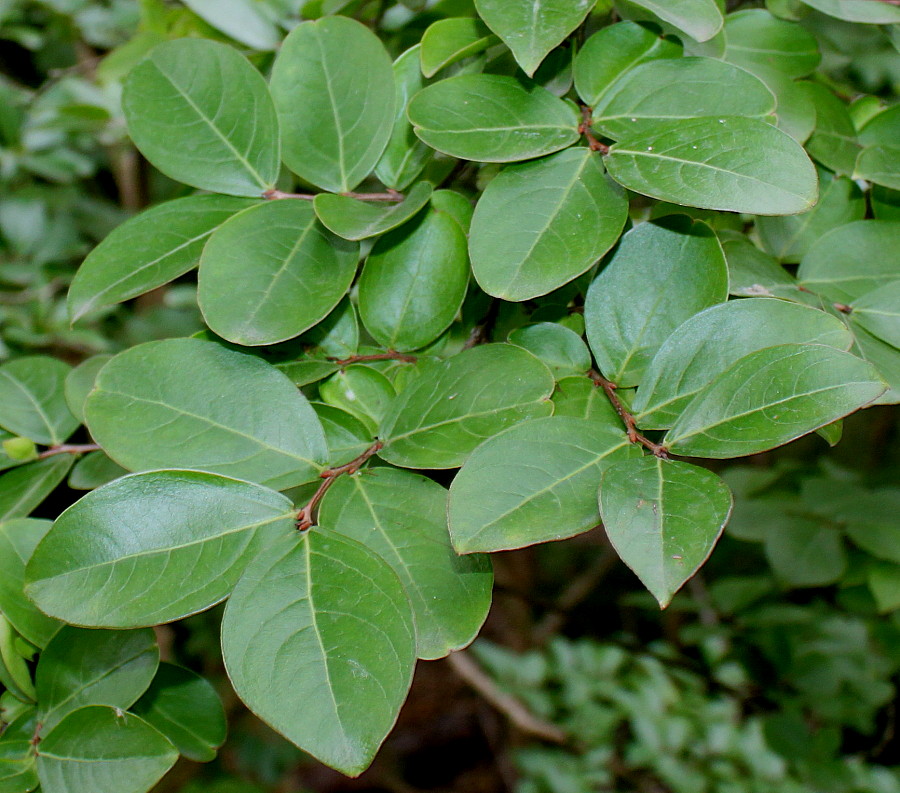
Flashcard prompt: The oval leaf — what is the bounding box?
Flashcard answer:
[313,182,432,241]
[0,457,74,523]
[623,0,724,42]
[0,357,78,446]
[850,279,900,349]
[420,18,497,78]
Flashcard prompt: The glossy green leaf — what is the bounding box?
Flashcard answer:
[762,69,816,143]
[622,0,724,41]
[431,189,474,231]
[720,232,808,300]
[594,57,775,139]
[633,299,854,428]
[606,116,818,215]
[474,0,595,76]
[805,83,860,176]
[797,220,900,303]
[123,39,279,196]
[723,9,819,77]
[0,711,38,793]
[855,144,900,190]
[584,216,728,387]
[35,627,158,732]
[450,416,640,553]
[599,457,732,607]
[799,0,900,23]
[36,706,177,793]
[0,457,73,523]
[420,18,497,78]
[221,529,416,777]
[0,615,35,703]
[664,344,886,458]
[358,210,468,351]
[375,46,434,191]
[313,182,432,241]
[198,200,358,346]
[67,452,128,491]
[850,280,900,349]
[320,467,492,659]
[858,104,900,147]
[551,375,621,423]
[469,148,627,301]
[63,355,111,425]
[68,196,256,322]
[407,74,580,163]
[508,322,591,376]
[0,519,60,648]
[319,366,396,435]
[574,21,681,109]
[180,0,280,50]
[301,297,359,360]
[312,403,371,466]
[853,324,900,406]
[379,344,555,469]
[131,663,227,762]
[270,17,395,193]
[0,358,77,446]
[85,338,328,490]
[26,470,294,628]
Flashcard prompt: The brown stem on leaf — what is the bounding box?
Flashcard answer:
[263,188,404,202]
[579,105,610,155]
[590,370,669,458]
[296,441,384,530]
[37,443,101,459]
[329,352,418,366]
[833,302,853,314]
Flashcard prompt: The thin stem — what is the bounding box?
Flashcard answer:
[296,441,384,530]
[833,302,853,314]
[579,106,609,155]
[329,352,417,366]
[37,443,101,459]
[263,188,404,202]
[590,371,668,458]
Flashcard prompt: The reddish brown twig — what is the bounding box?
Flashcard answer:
[590,370,668,457]
[328,352,418,366]
[37,443,101,459]
[833,302,853,314]
[296,441,384,530]
[263,189,404,202]
[579,106,609,155]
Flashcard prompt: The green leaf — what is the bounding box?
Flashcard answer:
[621,0,724,42]
[799,0,900,23]
[574,21,681,109]
[469,148,627,301]
[764,518,846,586]
[358,210,468,351]
[593,57,775,139]
[35,627,158,733]
[508,322,591,376]
[123,39,279,197]
[375,46,434,191]
[67,452,128,491]
[804,83,860,176]
[632,298,854,428]
[270,17,395,193]
[26,470,294,628]
[420,18,497,78]
[198,201,359,346]
[63,355,111,425]
[474,0,595,77]
[720,231,809,300]
[221,529,416,777]
[84,338,328,490]
[0,457,74,523]
[723,9,819,78]
[0,358,78,446]
[584,216,728,387]
[319,467,492,659]
[0,519,60,648]
[319,366,396,435]
[313,182,432,241]
[797,220,900,303]
[449,416,641,553]
[0,616,35,703]
[868,562,900,613]
[68,196,257,322]
[762,69,816,143]
[379,344,555,469]
[0,711,38,793]
[407,74,580,163]
[180,0,280,50]
[664,344,886,458]
[850,280,900,349]
[301,297,359,360]
[855,144,900,191]
[551,375,622,423]
[131,663,227,762]
[312,403,372,466]
[599,457,732,607]
[606,116,819,215]
[36,706,177,793]
[853,324,900,406]
[431,190,474,231]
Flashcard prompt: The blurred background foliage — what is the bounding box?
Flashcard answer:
[1,1,899,792]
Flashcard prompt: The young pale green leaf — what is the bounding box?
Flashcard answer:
[552,376,622,424]
[664,344,887,458]
[584,216,728,387]
[25,470,294,628]
[319,366,396,435]
[131,663,227,762]
[180,0,280,50]
[0,358,78,446]
[804,83,860,176]
[469,148,627,301]
[379,345,555,469]
[407,74,580,163]
[621,0,724,41]
[64,355,111,425]
[797,220,900,303]
[123,39,279,197]
[593,57,775,139]
[450,416,641,553]
[723,9,820,78]
[84,338,328,489]
[270,17,395,193]
[850,280,900,349]
[633,299,854,428]
[36,706,177,793]
[0,519,60,648]
[35,627,158,733]
[0,457,74,523]
[574,21,682,109]
[68,196,256,322]
[358,210,468,352]
[508,322,592,376]
[420,18,497,78]
[599,457,733,608]
[221,529,416,777]
[375,46,434,191]
[313,182,432,241]
[319,467,493,660]
[198,200,358,346]
[312,403,372,467]
[473,0,595,77]
[799,0,900,23]
[605,116,819,215]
